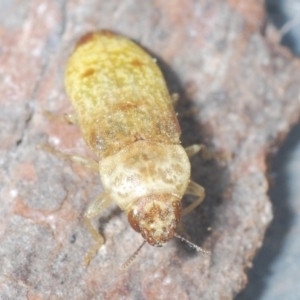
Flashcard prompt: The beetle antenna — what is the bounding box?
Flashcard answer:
[121,240,147,269]
[174,232,210,255]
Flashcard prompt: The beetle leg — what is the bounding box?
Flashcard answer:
[64,112,78,125]
[171,93,179,105]
[83,192,113,266]
[43,110,78,125]
[177,106,199,118]
[182,181,205,216]
[185,144,212,160]
[38,144,99,172]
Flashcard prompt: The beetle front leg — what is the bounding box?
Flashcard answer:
[182,181,205,216]
[83,192,113,266]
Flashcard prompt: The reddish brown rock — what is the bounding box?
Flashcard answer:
[1,0,300,299]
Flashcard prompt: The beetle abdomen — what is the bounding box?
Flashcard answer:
[65,31,181,158]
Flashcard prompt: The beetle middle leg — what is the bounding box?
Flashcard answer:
[182,181,205,216]
[185,144,212,160]
[38,144,99,172]
[84,192,113,266]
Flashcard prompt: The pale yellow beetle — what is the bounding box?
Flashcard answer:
[43,30,209,267]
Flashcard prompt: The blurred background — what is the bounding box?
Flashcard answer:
[237,1,300,299]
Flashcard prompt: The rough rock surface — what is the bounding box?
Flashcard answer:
[1,0,300,299]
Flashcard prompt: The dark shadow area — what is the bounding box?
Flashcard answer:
[236,1,300,298]
[236,122,300,299]
[266,0,300,56]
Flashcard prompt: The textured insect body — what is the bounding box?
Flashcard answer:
[62,31,207,266]
[65,32,180,158]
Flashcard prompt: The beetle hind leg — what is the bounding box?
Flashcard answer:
[38,144,99,172]
[43,110,78,125]
[64,112,78,125]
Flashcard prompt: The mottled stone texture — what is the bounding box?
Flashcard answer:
[1,0,300,299]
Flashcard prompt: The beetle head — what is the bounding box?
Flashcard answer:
[127,193,181,246]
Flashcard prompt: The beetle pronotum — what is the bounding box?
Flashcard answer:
[43,30,210,267]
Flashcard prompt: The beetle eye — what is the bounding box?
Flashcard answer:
[127,210,140,232]
[172,201,182,222]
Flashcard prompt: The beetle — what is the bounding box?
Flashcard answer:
[43,30,209,267]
